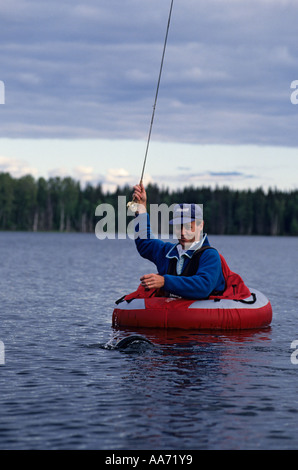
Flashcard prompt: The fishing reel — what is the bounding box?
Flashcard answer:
[127,200,139,214]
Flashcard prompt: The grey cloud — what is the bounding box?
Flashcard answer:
[0,0,297,145]
[208,171,254,179]
[156,170,256,186]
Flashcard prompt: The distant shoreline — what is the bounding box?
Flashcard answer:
[0,172,297,236]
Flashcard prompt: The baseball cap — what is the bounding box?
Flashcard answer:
[169,203,203,225]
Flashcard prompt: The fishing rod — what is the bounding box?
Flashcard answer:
[127,0,174,212]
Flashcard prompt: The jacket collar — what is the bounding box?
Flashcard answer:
[166,233,208,260]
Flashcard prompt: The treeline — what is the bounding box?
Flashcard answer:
[0,172,298,235]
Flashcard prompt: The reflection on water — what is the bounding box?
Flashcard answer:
[104,326,278,450]
[0,232,297,450]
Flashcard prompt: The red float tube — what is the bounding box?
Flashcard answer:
[112,288,272,330]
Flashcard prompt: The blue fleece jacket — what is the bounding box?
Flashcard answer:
[135,213,225,299]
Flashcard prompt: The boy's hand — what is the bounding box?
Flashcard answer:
[133,183,147,211]
[140,273,165,290]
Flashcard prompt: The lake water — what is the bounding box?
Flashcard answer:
[0,231,298,450]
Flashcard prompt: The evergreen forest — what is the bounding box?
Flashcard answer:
[0,172,298,236]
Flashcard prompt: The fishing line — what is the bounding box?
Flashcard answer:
[127,0,174,211]
[140,0,174,184]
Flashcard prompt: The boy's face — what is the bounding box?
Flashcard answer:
[174,220,204,249]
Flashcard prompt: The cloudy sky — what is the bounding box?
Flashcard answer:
[0,0,298,192]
